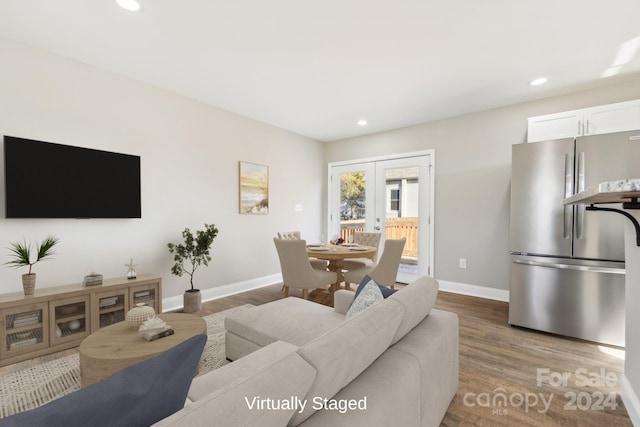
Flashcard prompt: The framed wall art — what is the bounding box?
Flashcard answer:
[239,161,269,214]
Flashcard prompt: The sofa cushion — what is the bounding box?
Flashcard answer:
[390,309,459,426]
[354,275,397,300]
[333,290,356,316]
[297,347,421,427]
[2,334,207,427]
[346,278,384,318]
[387,276,439,344]
[225,298,344,356]
[291,299,405,426]
[153,341,316,427]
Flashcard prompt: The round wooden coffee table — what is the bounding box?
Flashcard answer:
[79,313,207,387]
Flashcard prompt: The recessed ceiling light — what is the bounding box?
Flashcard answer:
[529,77,548,86]
[116,0,141,12]
[357,120,368,126]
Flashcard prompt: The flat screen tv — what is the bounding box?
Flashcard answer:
[4,136,141,218]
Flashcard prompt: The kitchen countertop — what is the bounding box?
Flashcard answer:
[563,178,640,205]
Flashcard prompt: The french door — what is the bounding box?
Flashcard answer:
[328,152,434,283]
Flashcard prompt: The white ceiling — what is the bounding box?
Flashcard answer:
[1,0,640,142]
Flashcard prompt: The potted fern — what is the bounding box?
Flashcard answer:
[6,236,59,295]
[167,224,218,313]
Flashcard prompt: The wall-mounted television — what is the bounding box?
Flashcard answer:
[4,136,141,218]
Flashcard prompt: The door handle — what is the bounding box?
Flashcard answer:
[374,226,380,231]
[563,154,573,239]
[576,152,585,239]
[513,259,625,274]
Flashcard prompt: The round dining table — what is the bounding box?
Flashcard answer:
[306,244,377,296]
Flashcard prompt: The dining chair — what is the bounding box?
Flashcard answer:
[342,231,382,271]
[273,238,337,300]
[343,238,406,290]
[277,231,328,270]
[277,231,301,240]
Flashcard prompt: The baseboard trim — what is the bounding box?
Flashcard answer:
[622,375,640,427]
[437,280,509,302]
[163,276,508,310]
[162,273,283,312]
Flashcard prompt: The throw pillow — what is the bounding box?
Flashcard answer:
[0,334,207,427]
[346,278,384,318]
[354,275,397,300]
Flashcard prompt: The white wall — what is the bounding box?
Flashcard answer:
[324,77,640,291]
[0,37,325,301]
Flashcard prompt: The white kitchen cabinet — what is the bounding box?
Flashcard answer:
[585,100,640,135]
[527,109,582,142]
[527,99,640,142]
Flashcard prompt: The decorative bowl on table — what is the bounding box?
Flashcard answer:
[126,303,156,330]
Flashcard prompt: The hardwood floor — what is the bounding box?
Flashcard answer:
[197,283,632,427]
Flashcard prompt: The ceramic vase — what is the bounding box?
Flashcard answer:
[22,273,36,296]
[183,289,202,313]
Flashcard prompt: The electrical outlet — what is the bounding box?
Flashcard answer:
[459,258,467,269]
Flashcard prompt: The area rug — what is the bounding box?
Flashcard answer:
[0,304,254,419]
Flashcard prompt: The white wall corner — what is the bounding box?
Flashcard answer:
[622,374,640,427]
[437,279,509,302]
[162,273,283,312]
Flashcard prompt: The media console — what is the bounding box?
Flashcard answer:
[0,274,161,367]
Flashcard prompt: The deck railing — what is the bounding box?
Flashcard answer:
[340,217,418,257]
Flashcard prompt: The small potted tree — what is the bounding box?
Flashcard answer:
[167,224,218,313]
[5,235,60,295]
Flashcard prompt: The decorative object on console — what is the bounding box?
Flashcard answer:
[68,320,81,331]
[125,258,137,279]
[167,224,219,314]
[239,161,269,214]
[126,303,156,330]
[5,235,59,295]
[82,272,103,287]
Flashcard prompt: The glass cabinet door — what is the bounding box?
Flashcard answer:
[94,290,128,331]
[129,285,158,312]
[50,296,90,345]
[1,303,49,358]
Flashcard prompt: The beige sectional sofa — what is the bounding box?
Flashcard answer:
[154,276,459,426]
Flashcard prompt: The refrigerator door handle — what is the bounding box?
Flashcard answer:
[563,153,573,239]
[513,259,625,274]
[576,151,586,239]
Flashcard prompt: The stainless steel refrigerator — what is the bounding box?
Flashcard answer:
[509,129,640,347]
